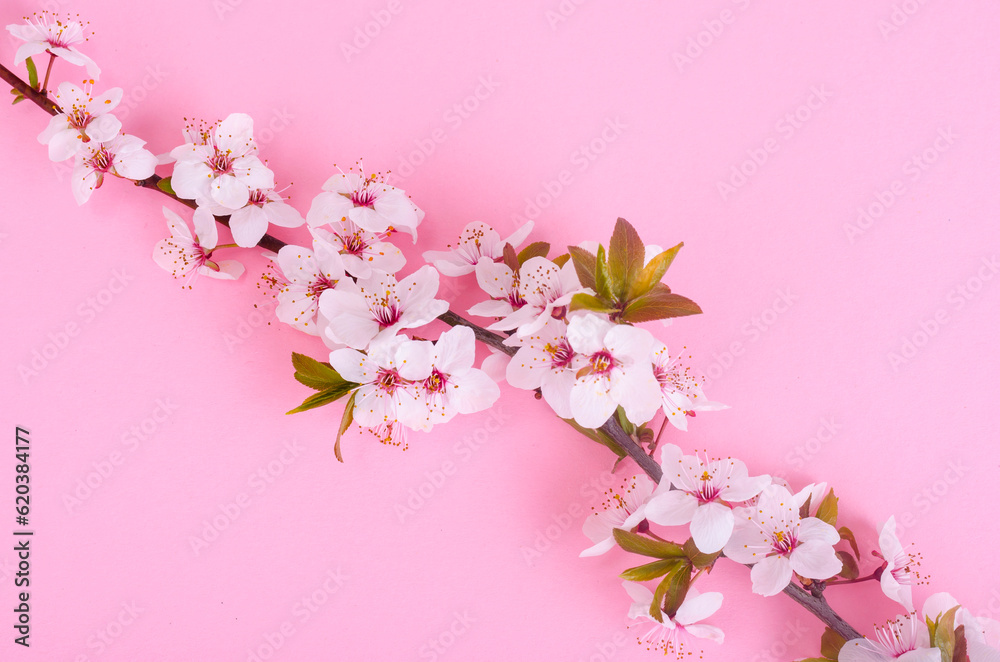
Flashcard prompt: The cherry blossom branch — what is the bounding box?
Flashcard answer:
[2,58,862,644]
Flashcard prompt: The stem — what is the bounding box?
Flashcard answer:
[2,59,863,644]
[826,571,880,586]
[41,52,55,95]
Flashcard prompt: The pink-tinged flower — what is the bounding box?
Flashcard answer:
[169,114,275,210]
[623,583,724,656]
[274,236,346,335]
[328,337,428,448]
[650,343,727,431]
[7,12,100,78]
[876,517,915,611]
[307,171,422,242]
[565,314,662,429]
[230,188,304,248]
[394,325,501,430]
[38,82,122,161]
[467,260,525,319]
[422,221,534,276]
[505,319,580,419]
[839,614,939,662]
[579,474,655,557]
[485,257,588,338]
[645,445,770,554]
[313,219,405,279]
[723,484,842,597]
[152,207,244,281]
[71,134,157,205]
[318,265,449,350]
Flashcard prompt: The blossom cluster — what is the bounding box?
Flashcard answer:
[579,443,933,657]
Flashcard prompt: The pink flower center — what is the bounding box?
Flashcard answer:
[424,369,448,394]
[589,350,616,375]
[338,231,368,256]
[248,189,269,206]
[86,146,113,173]
[307,276,337,299]
[350,184,377,208]
[376,368,403,393]
[545,340,575,370]
[208,149,234,175]
[370,292,402,328]
[771,529,798,556]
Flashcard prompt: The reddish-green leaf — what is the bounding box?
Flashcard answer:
[517,241,550,264]
[836,551,858,579]
[934,606,960,660]
[552,253,571,268]
[569,292,616,314]
[838,526,861,559]
[334,391,356,463]
[954,625,968,662]
[157,176,177,196]
[608,218,645,299]
[620,285,702,323]
[683,538,721,570]
[286,381,357,414]
[657,560,693,620]
[620,558,684,582]
[816,489,839,526]
[502,242,519,271]
[627,242,682,300]
[595,244,614,300]
[820,627,847,660]
[292,352,347,391]
[799,493,814,519]
[612,529,686,559]
[567,246,598,290]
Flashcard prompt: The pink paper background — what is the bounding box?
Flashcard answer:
[2,1,999,660]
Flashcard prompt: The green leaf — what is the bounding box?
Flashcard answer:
[838,526,861,559]
[502,242,519,271]
[616,406,636,435]
[595,244,614,300]
[560,418,626,459]
[567,246,598,290]
[286,381,357,414]
[820,627,847,660]
[551,253,571,268]
[517,241,550,264]
[25,57,38,90]
[656,560,692,620]
[816,489,839,526]
[836,551,858,579]
[620,285,702,323]
[11,94,26,105]
[612,529,686,559]
[291,352,347,391]
[157,177,176,196]
[568,292,616,314]
[608,218,644,300]
[627,242,682,300]
[934,606,960,660]
[333,391,356,463]
[620,558,684,582]
[683,538,721,570]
